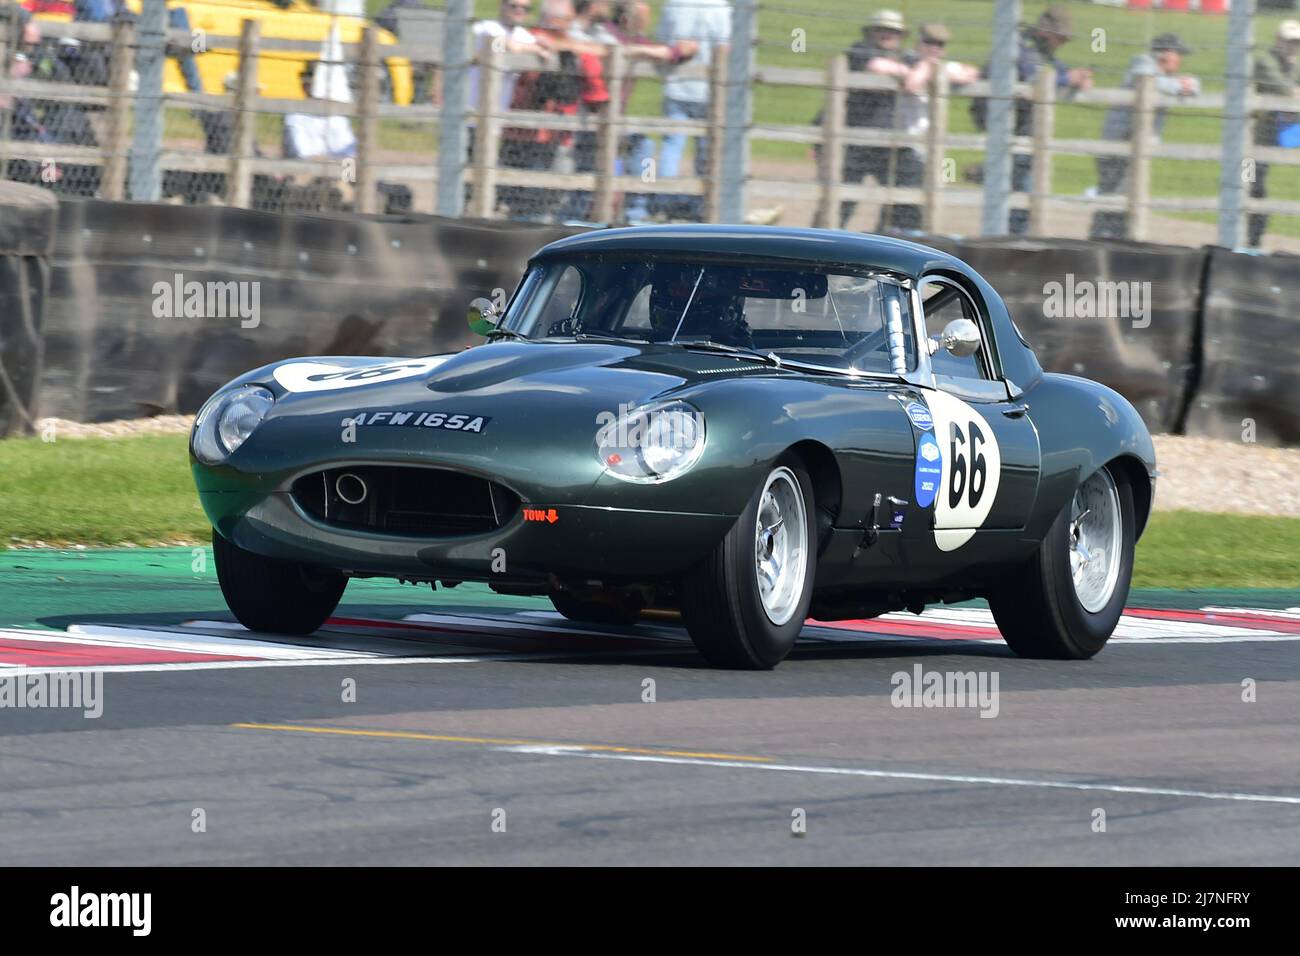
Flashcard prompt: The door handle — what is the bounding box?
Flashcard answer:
[1002,404,1029,419]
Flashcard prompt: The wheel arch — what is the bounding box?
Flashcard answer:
[1103,453,1154,540]
[781,439,842,554]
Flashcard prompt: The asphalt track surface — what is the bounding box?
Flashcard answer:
[1,549,1298,866]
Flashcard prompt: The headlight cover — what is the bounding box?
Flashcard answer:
[191,385,275,464]
[595,400,706,484]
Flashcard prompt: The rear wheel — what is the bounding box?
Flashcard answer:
[549,590,642,626]
[989,464,1135,659]
[680,460,815,669]
[213,530,346,635]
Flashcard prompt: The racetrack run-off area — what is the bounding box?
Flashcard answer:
[0,548,1297,865]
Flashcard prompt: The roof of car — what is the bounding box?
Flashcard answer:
[531,224,972,281]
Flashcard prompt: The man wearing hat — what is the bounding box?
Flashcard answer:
[1249,20,1300,247]
[815,10,931,231]
[972,4,1093,235]
[1089,33,1199,240]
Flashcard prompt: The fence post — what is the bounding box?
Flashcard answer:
[1219,0,1254,248]
[128,0,168,201]
[592,44,625,225]
[227,18,260,208]
[703,49,727,222]
[1028,64,1054,237]
[718,0,756,223]
[980,0,1020,235]
[1126,72,1155,242]
[468,43,502,219]
[436,0,472,217]
[923,65,950,235]
[0,12,17,178]
[815,54,847,231]
[101,21,136,201]
[355,27,380,214]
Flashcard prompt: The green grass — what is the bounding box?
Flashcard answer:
[0,434,210,548]
[2,432,1297,589]
[1134,511,1300,589]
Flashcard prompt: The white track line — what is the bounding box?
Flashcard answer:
[499,746,1300,806]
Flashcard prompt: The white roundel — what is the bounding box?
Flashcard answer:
[273,357,450,393]
[923,390,1002,552]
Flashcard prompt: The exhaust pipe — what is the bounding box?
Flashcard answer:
[335,472,368,505]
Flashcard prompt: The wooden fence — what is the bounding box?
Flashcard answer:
[2,17,1298,237]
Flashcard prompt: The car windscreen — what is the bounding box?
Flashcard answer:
[501,256,916,375]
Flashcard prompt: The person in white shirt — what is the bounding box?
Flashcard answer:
[469,0,556,111]
[283,62,358,160]
[654,0,730,220]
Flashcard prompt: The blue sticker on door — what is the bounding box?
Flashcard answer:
[915,432,942,509]
[905,401,934,431]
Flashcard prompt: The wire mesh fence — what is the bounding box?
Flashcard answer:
[2,0,1299,249]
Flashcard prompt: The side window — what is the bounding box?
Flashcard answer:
[920,279,989,381]
[538,266,584,334]
[620,283,654,331]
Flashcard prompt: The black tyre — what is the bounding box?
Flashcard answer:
[549,590,642,627]
[212,530,346,635]
[680,459,816,669]
[989,463,1135,659]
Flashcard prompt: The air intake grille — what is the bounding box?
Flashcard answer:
[291,466,519,536]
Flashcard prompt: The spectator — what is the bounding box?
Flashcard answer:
[556,0,618,221]
[499,0,607,221]
[655,0,731,222]
[1249,20,1300,248]
[284,62,357,160]
[814,10,929,231]
[889,21,978,233]
[2,12,57,188]
[469,0,555,114]
[1089,33,1198,240]
[973,4,1092,235]
[607,1,694,222]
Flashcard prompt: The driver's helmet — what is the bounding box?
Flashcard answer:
[648,272,747,341]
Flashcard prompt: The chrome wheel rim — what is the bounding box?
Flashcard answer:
[754,467,808,626]
[1070,468,1122,614]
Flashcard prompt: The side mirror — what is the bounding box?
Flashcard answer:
[932,318,982,358]
[467,297,500,336]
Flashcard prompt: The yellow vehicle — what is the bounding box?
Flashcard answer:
[28,0,415,104]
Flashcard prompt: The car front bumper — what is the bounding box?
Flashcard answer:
[203,490,736,583]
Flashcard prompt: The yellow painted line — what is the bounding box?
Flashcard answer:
[231,722,774,763]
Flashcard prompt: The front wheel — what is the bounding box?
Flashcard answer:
[989,463,1135,659]
[680,460,815,669]
[213,530,347,635]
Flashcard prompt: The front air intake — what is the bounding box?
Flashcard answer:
[291,466,519,536]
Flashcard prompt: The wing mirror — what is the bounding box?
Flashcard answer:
[931,318,981,358]
[467,297,500,336]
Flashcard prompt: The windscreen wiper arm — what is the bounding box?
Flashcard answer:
[675,340,783,367]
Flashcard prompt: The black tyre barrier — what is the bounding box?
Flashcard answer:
[41,201,582,422]
[940,237,1204,436]
[1183,246,1300,447]
[0,183,57,437]
[19,201,1300,446]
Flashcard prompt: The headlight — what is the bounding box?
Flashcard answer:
[191,385,275,464]
[595,400,706,483]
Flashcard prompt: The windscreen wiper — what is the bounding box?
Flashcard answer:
[485,326,531,343]
[675,339,783,368]
[572,331,645,343]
